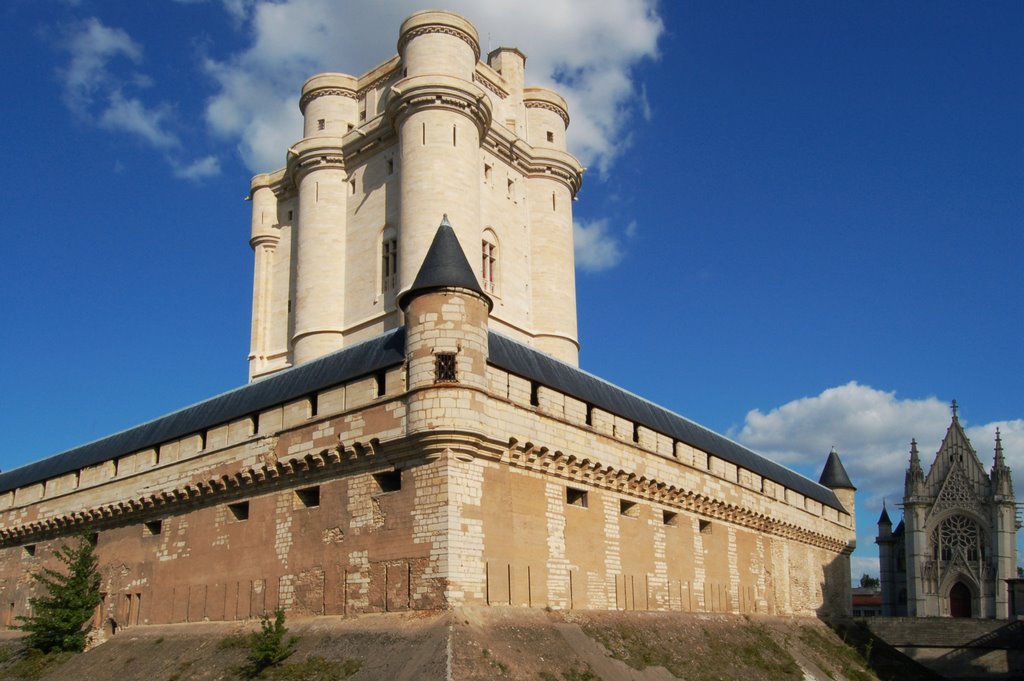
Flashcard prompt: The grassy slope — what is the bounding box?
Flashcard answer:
[0,609,940,681]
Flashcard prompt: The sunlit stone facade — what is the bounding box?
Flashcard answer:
[0,11,855,634]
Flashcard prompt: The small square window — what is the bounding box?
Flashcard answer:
[317,118,325,131]
[294,486,320,509]
[663,510,678,526]
[144,520,162,536]
[620,499,639,518]
[566,487,588,508]
[374,471,402,493]
[530,382,540,407]
[88,532,99,546]
[23,545,35,557]
[228,501,250,521]
[435,353,457,383]
[546,131,554,143]
[699,519,712,534]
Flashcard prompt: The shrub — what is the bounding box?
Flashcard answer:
[16,535,101,654]
[243,609,297,677]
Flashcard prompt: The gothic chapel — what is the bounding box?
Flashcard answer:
[878,403,1019,618]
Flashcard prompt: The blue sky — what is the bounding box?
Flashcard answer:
[0,1,1021,580]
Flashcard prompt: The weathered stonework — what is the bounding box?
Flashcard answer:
[0,10,856,635]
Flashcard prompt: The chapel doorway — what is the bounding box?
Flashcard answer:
[949,581,972,618]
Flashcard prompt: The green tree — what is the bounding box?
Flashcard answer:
[859,573,880,589]
[16,535,101,653]
[244,609,298,677]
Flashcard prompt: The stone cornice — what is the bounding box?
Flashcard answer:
[499,437,852,555]
[524,99,570,128]
[473,72,508,100]
[299,87,357,112]
[0,435,397,547]
[249,233,281,250]
[397,24,480,61]
[286,137,347,183]
[482,129,584,196]
[386,75,492,136]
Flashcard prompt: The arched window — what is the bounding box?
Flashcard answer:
[481,229,498,294]
[380,228,397,296]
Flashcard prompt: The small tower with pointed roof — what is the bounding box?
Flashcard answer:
[401,215,493,407]
[818,447,856,615]
[880,402,1018,618]
[876,501,898,615]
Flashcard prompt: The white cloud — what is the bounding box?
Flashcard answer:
[732,382,1024,518]
[99,93,178,148]
[55,17,231,181]
[574,219,624,272]
[201,0,663,173]
[172,155,222,180]
[60,17,142,111]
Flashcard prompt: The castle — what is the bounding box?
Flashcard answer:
[877,404,1018,618]
[0,10,855,630]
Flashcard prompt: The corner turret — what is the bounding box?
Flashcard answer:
[819,446,856,534]
[401,216,492,403]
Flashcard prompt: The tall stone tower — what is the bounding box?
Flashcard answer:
[246,10,585,380]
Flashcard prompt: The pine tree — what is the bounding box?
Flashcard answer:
[16,534,102,653]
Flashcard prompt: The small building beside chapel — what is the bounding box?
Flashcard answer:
[877,405,1019,618]
[0,10,856,630]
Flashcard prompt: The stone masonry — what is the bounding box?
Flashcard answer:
[0,10,856,634]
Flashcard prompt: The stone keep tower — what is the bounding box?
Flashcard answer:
[883,404,1019,618]
[247,10,585,380]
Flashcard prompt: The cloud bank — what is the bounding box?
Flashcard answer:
[202,0,663,174]
[732,382,1023,517]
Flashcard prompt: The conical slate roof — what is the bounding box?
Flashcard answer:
[398,216,492,309]
[818,447,856,490]
[877,505,892,525]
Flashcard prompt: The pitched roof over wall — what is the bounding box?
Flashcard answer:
[1,329,844,513]
[488,332,844,511]
[0,329,406,494]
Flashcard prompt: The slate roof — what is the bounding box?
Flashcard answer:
[1,328,844,513]
[818,447,855,490]
[488,333,844,511]
[0,329,406,494]
[397,216,491,309]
